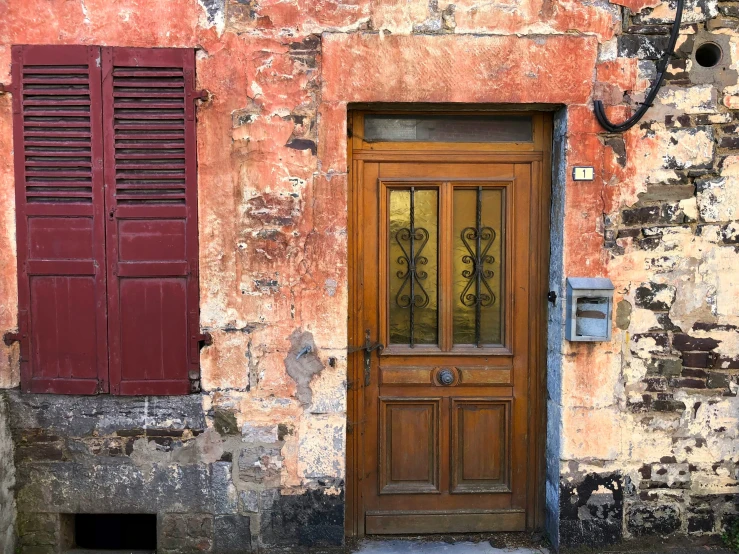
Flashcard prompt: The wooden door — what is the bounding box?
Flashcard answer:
[348,112,550,535]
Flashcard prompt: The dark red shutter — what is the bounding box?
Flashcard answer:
[11,45,109,394]
[102,47,199,395]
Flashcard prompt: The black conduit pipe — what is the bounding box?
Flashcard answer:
[594,0,685,133]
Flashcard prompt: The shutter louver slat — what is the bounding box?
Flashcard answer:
[12,45,109,394]
[21,61,93,204]
[103,47,199,395]
[111,64,186,206]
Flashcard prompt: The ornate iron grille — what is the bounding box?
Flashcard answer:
[460,186,497,347]
[394,187,430,347]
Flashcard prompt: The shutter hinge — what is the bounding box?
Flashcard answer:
[193,89,210,103]
[195,332,213,347]
[3,331,20,346]
[2,80,20,114]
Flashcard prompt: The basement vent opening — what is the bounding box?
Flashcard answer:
[695,42,722,68]
[72,514,157,551]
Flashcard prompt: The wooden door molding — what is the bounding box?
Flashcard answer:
[346,111,552,536]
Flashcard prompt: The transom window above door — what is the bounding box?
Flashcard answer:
[381,181,511,354]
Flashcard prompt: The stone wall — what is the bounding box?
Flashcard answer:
[556,0,739,547]
[6,391,345,552]
[0,0,738,551]
[0,394,16,554]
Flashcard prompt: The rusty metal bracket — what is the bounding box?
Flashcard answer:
[193,89,210,102]
[0,83,11,95]
[3,331,21,346]
[197,331,213,347]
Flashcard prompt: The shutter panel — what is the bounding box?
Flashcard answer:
[11,45,108,394]
[102,48,199,395]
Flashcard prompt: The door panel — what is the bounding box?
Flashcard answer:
[380,398,440,494]
[450,399,510,493]
[357,159,535,534]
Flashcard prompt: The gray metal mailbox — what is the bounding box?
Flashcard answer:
[565,277,615,342]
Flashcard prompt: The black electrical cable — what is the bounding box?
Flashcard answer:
[594,0,685,133]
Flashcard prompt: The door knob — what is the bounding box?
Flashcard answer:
[438,368,455,386]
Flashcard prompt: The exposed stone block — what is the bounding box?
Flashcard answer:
[627,504,681,536]
[214,515,251,553]
[697,176,739,222]
[237,445,282,485]
[622,206,661,226]
[652,398,687,412]
[673,334,720,352]
[16,512,59,549]
[260,486,344,548]
[212,462,238,515]
[634,0,718,23]
[238,490,258,513]
[6,392,205,437]
[638,184,696,203]
[159,513,213,554]
[707,371,731,389]
[632,333,671,358]
[241,423,278,443]
[688,513,715,533]
[721,222,739,244]
[559,473,623,548]
[15,443,65,463]
[645,377,668,392]
[213,410,240,437]
[618,35,670,59]
[635,282,677,311]
[717,355,739,369]
[707,16,739,30]
[682,368,709,378]
[643,463,691,489]
[14,461,213,515]
[682,351,716,368]
[719,134,739,146]
[646,357,682,377]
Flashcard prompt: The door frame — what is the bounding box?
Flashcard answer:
[346,109,553,536]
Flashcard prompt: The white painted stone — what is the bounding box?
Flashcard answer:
[697,177,739,223]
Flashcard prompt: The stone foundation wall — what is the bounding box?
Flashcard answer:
[6,391,342,553]
[0,394,16,554]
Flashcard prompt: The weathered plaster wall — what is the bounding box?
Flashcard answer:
[0,0,738,551]
[556,3,739,546]
[0,394,16,554]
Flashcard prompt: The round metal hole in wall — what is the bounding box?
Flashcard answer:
[695,42,722,68]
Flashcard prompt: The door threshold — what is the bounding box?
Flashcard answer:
[353,535,549,553]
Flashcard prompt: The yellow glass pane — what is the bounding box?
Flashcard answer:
[453,187,504,346]
[388,188,439,346]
